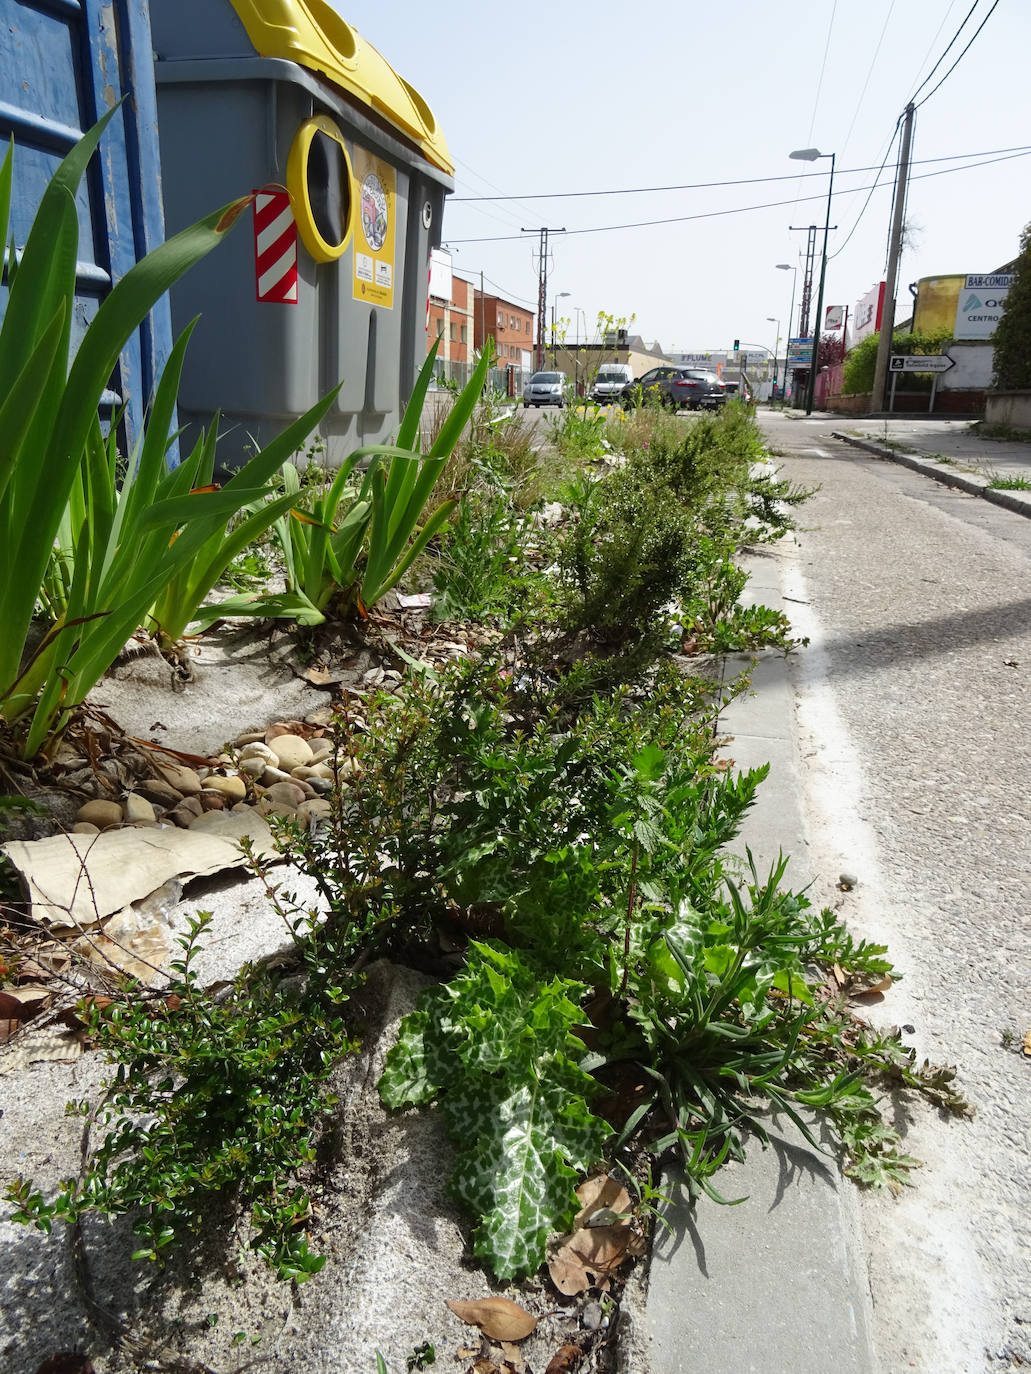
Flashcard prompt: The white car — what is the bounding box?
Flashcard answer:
[523,371,566,408]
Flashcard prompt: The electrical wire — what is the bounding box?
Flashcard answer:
[449,144,1030,203]
[443,148,1031,245]
[459,270,541,309]
[904,0,960,102]
[908,0,979,103]
[881,117,905,275]
[839,0,898,159]
[829,117,904,260]
[914,0,999,107]
[806,0,839,147]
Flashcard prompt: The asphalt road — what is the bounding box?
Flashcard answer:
[758,412,1031,1373]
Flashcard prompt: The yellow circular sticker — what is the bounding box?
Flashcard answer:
[286,115,355,262]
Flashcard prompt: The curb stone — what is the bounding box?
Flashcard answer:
[642,550,876,1374]
[830,430,1031,519]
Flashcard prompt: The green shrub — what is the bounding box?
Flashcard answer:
[842,330,954,395]
[991,222,1031,391]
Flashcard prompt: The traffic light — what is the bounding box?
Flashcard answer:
[733,339,740,351]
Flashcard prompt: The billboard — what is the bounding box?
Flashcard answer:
[428,247,453,302]
[853,281,885,343]
[954,274,1014,339]
[824,305,844,330]
[787,337,813,365]
[914,274,1015,338]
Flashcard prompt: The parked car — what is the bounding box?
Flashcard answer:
[523,371,566,407]
[620,365,683,409]
[589,363,634,404]
[669,369,728,410]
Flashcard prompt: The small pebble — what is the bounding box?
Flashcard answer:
[304,708,335,727]
[155,761,203,796]
[239,741,278,766]
[122,794,157,826]
[235,728,268,746]
[582,1302,604,1332]
[75,799,123,830]
[204,774,247,802]
[839,872,858,889]
[238,756,267,778]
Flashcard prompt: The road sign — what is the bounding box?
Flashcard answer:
[889,354,955,373]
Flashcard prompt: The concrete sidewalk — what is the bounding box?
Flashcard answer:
[643,550,875,1374]
[798,413,1031,519]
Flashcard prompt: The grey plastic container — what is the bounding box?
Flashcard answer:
[151,3,452,467]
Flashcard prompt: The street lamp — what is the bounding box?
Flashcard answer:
[788,147,835,415]
[776,263,798,405]
[766,317,780,397]
[551,291,571,357]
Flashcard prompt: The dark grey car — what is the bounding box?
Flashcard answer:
[670,369,728,410]
[619,365,683,409]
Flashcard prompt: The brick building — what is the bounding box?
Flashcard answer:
[427,256,475,383]
[473,291,535,375]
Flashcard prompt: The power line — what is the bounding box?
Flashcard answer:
[806,0,839,146]
[830,117,904,260]
[443,148,1031,245]
[904,0,960,101]
[914,0,999,107]
[839,0,898,159]
[909,0,979,103]
[450,144,1029,203]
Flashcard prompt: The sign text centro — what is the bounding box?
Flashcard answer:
[955,272,1014,339]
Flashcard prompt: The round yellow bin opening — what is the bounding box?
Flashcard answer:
[287,115,355,261]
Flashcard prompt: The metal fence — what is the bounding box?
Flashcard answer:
[431,356,526,397]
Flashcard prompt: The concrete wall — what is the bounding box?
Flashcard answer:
[985,391,1031,429]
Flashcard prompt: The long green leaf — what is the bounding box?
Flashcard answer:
[0,139,11,283]
[427,344,491,459]
[0,301,66,506]
[396,335,441,451]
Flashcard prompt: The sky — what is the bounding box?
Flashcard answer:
[332,0,1029,357]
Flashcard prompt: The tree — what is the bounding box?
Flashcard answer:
[991,223,1031,392]
[816,332,846,369]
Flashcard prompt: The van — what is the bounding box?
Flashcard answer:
[590,363,634,404]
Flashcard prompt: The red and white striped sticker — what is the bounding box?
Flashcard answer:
[253,190,298,304]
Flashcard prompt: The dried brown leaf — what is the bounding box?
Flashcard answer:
[547,1242,591,1296]
[0,985,52,1019]
[854,974,893,1001]
[0,1018,21,1043]
[17,944,71,981]
[447,1298,537,1342]
[545,1345,583,1374]
[1021,1029,1031,1058]
[574,1175,631,1228]
[499,1341,526,1373]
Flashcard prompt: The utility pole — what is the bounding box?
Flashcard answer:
[790,226,818,335]
[522,226,565,369]
[871,102,915,413]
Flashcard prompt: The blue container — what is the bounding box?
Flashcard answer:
[0,0,172,451]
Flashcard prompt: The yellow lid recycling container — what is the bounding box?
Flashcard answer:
[152,1,453,465]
